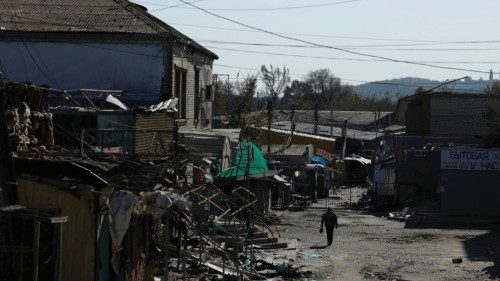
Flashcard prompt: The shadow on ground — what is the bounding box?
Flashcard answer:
[309,245,328,249]
[463,231,500,279]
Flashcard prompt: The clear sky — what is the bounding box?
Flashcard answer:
[133,0,500,85]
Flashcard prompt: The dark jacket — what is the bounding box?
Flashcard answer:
[321,211,338,228]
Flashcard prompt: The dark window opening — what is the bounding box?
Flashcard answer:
[194,68,201,120]
[175,68,187,119]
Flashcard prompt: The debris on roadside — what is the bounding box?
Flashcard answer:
[388,207,412,221]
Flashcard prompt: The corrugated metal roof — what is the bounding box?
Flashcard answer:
[0,0,160,33]
[272,122,379,141]
[264,110,392,126]
[0,0,218,58]
[262,144,310,156]
[295,110,392,126]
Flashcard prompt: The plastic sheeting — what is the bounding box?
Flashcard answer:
[309,155,328,166]
[149,97,178,112]
[0,42,165,100]
[220,141,269,178]
[141,190,192,219]
[108,191,138,249]
[344,156,372,165]
[105,94,128,110]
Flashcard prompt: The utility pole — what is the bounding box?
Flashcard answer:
[330,86,340,137]
[266,100,273,163]
[213,74,230,117]
[341,119,348,159]
[375,107,381,138]
[329,109,333,137]
[313,103,319,135]
[0,73,18,205]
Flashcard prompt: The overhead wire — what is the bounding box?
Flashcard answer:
[1,7,493,94]
[2,8,497,72]
[147,0,205,12]
[22,42,58,87]
[149,0,365,11]
[215,63,494,92]
[166,22,498,43]
[206,46,500,64]
[197,39,500,49]
[177,0,498,75]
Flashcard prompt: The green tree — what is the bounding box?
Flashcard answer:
[486,81,500,95]
[212,79,232,117]
[483,106,500,147]
[228,76,257,128]
[305,69,341,109]
[282,80,312,109]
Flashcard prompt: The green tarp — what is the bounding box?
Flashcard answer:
[219,141,269,178]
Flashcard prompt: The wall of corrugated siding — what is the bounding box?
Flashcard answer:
[17,179,95,281]
[373,159,396,196]
[133,113,174,155]
[260,129,336,154]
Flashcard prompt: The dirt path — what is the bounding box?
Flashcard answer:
[275,209,500,280]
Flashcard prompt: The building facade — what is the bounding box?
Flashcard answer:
[406,93,500,137]
[0,0,218,129]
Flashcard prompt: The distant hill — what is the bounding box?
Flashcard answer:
[353,77,494,100]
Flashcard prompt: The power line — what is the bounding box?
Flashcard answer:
[197,39,500,49]
[60,44,495,89]
[22,42,58,87]
[214,63,494,91]
[147,0,205,12]
[146,0,365,12]
[167,22,495,44]
[206,46,500,65]
[178,0,497,75]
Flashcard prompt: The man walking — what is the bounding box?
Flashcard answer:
[320,208,338,246]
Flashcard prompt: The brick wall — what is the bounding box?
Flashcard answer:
[429,94,500,137]
[171,44,214,130]
[134,112,174,155]
[406,95,430,136]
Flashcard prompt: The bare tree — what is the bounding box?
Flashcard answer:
[260,65,291,107]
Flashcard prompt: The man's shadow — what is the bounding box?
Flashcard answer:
[310,245,328,249]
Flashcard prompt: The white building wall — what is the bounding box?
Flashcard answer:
[172,44,214,129]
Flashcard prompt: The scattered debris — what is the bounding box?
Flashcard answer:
[388,207,412,221]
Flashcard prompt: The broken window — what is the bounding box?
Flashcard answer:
[174,67,187,119]
[194,68,201,121]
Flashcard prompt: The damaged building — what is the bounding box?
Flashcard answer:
[0,0,218,129]
[375,91,500,214]
[0,78,300,281]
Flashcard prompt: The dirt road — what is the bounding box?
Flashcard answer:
[275,209,500,280]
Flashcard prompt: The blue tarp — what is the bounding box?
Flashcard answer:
[309,155,328,165]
